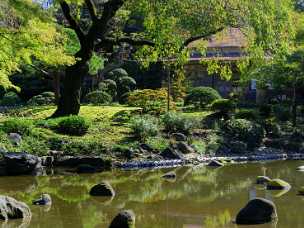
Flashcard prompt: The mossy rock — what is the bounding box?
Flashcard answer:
[256,176,271,185]
[266,179,291,190]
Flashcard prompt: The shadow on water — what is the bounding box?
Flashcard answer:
[0,160,303,227]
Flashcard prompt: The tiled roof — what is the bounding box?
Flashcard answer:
[188,27,247,49]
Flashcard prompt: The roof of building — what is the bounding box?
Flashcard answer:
[188,27,247,49]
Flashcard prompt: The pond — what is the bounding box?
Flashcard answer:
[0,160,303,228]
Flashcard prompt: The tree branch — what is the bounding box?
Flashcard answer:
[182,27,225,49]
[59,0,86,46]
[84,0,98,22]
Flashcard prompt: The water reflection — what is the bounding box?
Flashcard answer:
[0,161,302,227]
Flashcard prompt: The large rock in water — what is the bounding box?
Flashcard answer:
[89,181,115,197]
[256,176,272,185]
[236,198,277,225]
[1,152,42,176]
[266,179,291,190]
[0,195,31,221]
[109,210,135,228]
[160,147,184,160]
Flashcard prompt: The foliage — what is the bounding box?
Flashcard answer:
[162,112,198,134]
[98,79,117,97]
[27,91,55,106]
[210,99,235,115]
[0,92,22,106]
[0,0,74,91]
[84,91,112,105]
[273,104,291,121]
[192,140,207,154]
[130,115,159,141]
[185,87,221,110]
[56,116,90,136]
[259,104,273,118]
[61,140,106,155]
[1,118,33,135]
[235,109,258,120]
[128,89,173,114]
[224,119,265,149]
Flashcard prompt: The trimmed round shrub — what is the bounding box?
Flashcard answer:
[162,112,198,134]
[224,119,265,149]
[56,116,90,136]
[211,99,235,114]
[84,91,112,105]
[235,109,258,120]
[184,87,221,109]
[0,92,22,106]
[127,89,174,114]
[27,91,55,106]
[130,115,159,141]
[98,79,117,97]
[1,118,33,135]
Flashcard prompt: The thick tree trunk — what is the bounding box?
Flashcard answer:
[51,62,89,117]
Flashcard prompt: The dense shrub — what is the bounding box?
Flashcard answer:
[184,87,221,109]
[259,104,272,118]
[1,118,33,135]
[98,79,117,97]
[162,112,198,134]
[235,109,258,120]
[127,89,174,114]
[111,109,142,123]
[27,91,55,106]
[273,105,291,121]
[84,91,112,105]
[130,115,159,141]
[56,116,90,136]
[0,92,22,106]
[211,99,235,117]
[264,118,281,137]
[62,140,106,155]
[224,119,265,149]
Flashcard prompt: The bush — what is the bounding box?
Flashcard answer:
[184,87,221,110]
[62,140,106,155]
[98,79,117,97]
[264,118,281,137]
[56,116,90,136]
[259,104,272,118]
[162,112,198,134]
[273,105,291,121]
[84,91,112,105]
[27,91,55,106]
[1,118,33,135]
[211,99,235,116]
[235,109,258,120]
[127,89,174,114]
[224,119,265,149]
[130,115,159,141]
[0,92,22,106]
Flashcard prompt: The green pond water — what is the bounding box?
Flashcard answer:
[0,160,304,228]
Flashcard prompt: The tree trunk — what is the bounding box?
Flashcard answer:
[51,62,89,118]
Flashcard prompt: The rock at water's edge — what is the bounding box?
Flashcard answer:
[109,210,135,228]
[32,194,52,206]
[236,198,277,225]
[160,148,184,160]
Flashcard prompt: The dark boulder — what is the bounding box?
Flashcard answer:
[109,210,135,228]
[171,133,187,142]
[76,164,98,173]
[160,148,184,160]
[54,156,111,170]
[176,142,195,154]
[266,179,291,190]
[1,152,42,176]
[236,198,277,225]
[139,144,154,153]
[89,181,115,197]
[0,195,31,221]
[32,194,52,206]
